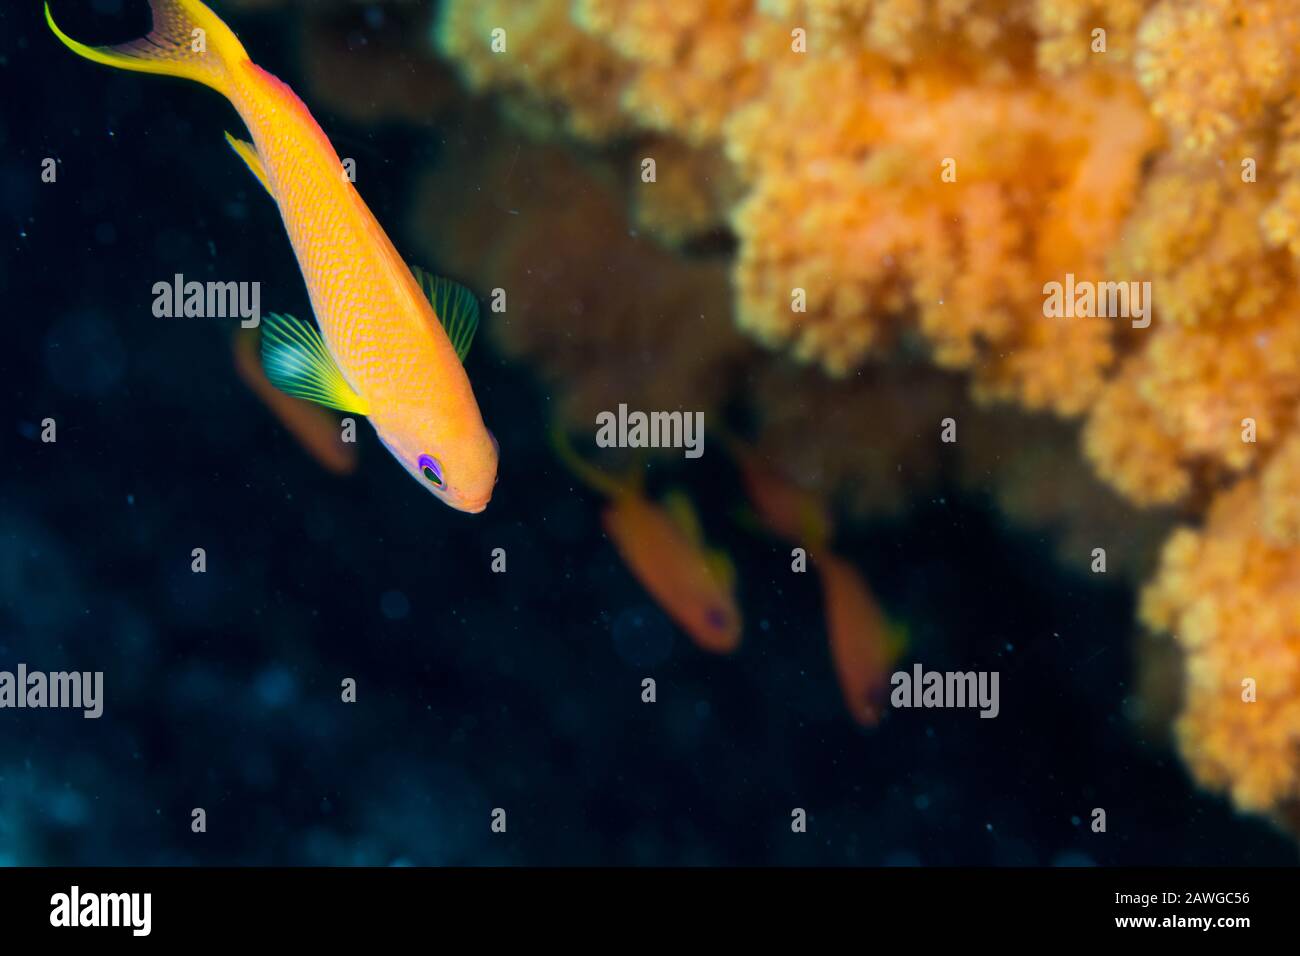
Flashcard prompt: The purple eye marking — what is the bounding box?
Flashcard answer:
[706,607,729,630]
[417,454,443,486]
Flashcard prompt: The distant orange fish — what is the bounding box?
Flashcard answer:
[554,429,741,654]
[233,330,357,476]
[813,550,903,726]
[726,436,830,544]
[728,438,904,724]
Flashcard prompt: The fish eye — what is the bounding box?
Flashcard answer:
[417,453,444,488]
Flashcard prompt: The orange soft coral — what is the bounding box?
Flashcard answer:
[434,0,1300,825]
[728,67,1158,407]
[1135,0,1300,156]
[1142,480,1300,814]
[435,0,633,141]
[574,0,772,146]
[1034,0,1153,75]
[1107,159,1288,328]
[631,138,742,247]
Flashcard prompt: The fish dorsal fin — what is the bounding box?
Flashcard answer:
[884,619,910,664]
[662,489,704,546]
[261,312,370,415]
[799,500,832,552]
[224,132,273,197]
[705,547,736,592]
[411,265,480,362]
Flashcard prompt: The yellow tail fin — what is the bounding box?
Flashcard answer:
[45,0,248,97]
[550,425,632,500]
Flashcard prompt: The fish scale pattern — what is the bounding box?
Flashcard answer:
[228,65,464,428]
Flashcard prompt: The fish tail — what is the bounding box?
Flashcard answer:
[45,0,248,98]
[550,425,628,500]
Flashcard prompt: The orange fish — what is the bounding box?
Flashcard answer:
[232,330,357,476]
[726,436,830,545]
[813,549,903,726]
[47,0,498,512]
[554,429,741,654]
[728,438,904,724]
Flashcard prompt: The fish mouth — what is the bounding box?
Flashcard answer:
[456,489,493,514]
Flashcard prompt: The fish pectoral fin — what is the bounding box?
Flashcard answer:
[224,132,273,198]
[411,265,480,362]
[261,312,370,415]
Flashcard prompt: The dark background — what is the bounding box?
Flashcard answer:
[0,0,1294,865]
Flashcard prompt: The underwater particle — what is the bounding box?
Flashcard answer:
[611,605,674,669]
[380,590,411,621]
